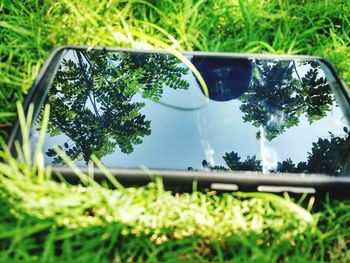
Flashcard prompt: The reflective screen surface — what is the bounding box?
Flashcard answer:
[30,49,350,176]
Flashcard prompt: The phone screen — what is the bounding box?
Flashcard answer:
[30,48,350,176]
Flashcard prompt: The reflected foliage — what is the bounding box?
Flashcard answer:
[216,128,350,175]
[274,127,350,175]
[201,160,229,171]
[239,60,334,140]
[276,159,308,173]
[36,50,348,175]
[201,151,262,172]
[223,151,262,172]
[307,127,350,175]
[43,50,189,164]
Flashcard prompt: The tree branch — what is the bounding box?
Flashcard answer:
[76,50,101,118]
[293,60,305,90]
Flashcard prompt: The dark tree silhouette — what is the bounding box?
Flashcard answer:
[222,151,262,172]
[210,165,229,171]
[239,60,334,140]
[306,127,350,175]
[276,158,296,173]
[219,126,350,175]
[200,159,229,171]
[275,128,350,175]
[239,155,262,171]
[298,61,333,122]
[295,162,308,173]
[223,151,241,170]
[42,49,190,164]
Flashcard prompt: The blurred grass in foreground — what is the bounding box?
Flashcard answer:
[1,0,350,261]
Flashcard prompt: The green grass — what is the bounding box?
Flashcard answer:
[1,0,350,261]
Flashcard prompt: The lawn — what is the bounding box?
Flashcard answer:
[1,0,350,261]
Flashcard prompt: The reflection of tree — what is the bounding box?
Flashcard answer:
[307,127,350,175]
[200,151,262,172]
[298,61,334,122]
[201,160,229,171]
[223,151,262,171]
[43,50,190,164]
[278,158,295,172]
[222,151,241,170]
[276,160,308,173]
[240,155,263,171]
[215,128,350,176]
[239,60,334,140]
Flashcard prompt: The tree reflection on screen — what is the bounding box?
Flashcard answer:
[239,60,334,140]
[41,50,190,164]
[201,128,350,176]
[35,50,349,176]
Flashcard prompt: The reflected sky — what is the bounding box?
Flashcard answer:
[30,49,350,176]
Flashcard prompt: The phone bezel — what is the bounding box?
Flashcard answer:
[7,45,350,197]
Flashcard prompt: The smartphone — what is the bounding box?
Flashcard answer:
[7,46,350,197]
